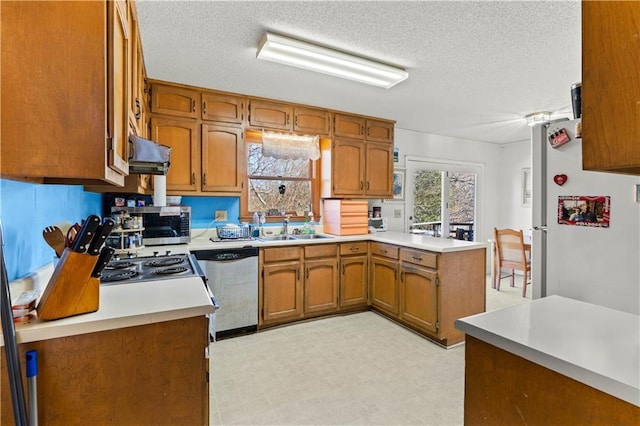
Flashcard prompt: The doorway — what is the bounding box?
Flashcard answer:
[405,158,480,241]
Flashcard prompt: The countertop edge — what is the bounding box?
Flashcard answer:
[454,298,640,407]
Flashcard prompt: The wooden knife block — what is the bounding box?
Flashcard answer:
[36,248,100,320]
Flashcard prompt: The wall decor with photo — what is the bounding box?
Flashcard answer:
[393,169,405,201]
[557,195,610,227]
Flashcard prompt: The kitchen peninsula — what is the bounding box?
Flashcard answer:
[1,277,214,425]
[455,296,640,424]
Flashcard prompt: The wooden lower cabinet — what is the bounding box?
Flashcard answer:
[259,242,485,347]
[304,258,339,315]
[339,242,369,309]
[464,335,639,425]
[262,260,303,325]
[370,256,399,315]
[400,263,438,334]
[1,316,209,426]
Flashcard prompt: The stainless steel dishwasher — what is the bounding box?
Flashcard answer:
[193,247,258,340]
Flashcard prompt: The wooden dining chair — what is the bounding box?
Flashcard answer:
[494,228,531,297]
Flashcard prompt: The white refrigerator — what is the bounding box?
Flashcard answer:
[531,119,640,315]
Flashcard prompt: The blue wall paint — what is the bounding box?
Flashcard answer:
[0,179,102,281]
[182,196,240,228]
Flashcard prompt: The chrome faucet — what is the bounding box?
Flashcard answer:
[283,216,289,237]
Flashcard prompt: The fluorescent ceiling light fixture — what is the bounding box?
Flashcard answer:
[525,111,552,126]
[256,32,408,89]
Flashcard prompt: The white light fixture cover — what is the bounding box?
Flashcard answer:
[525,111,552,126]
[257,32,408,89]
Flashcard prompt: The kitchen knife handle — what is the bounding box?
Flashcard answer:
[91,247,116,278]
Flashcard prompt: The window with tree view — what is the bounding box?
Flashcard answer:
[246,142,316,217]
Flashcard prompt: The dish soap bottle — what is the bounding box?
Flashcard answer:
[252,212,260,237]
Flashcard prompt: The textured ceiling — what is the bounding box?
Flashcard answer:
[136,0,581,145]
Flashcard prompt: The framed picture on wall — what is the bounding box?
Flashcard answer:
[393,169,405,201]
[521,168,532,207]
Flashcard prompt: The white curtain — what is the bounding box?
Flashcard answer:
[261,131,320,160]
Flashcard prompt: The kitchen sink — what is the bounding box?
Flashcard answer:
[258,235,297,241]
[291,234,333,240]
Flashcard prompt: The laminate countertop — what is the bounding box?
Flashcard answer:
[2,277,214,346]
[455,295,640,406]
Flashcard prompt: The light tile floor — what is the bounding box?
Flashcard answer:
[209,276,530,425]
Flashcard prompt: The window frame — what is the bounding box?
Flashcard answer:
[240,130,321,223]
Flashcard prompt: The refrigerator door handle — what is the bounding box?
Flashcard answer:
[533,226,547,231]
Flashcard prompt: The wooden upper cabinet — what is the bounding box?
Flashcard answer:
[201,93,245,124]
[128,1,147,138]
[108,0,130,177]
[201,124,244,193]
[150,83,198,119]
[582,1,640,174]
[366,120,394,143]
[365,142,393,197]
[330,139,366,196]
[1,0,129,185]
[150,117,199,192]
[334,113,366,139]
[248,99,292,131]
[294,107,331,135]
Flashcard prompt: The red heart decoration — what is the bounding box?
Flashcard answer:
[554,174,568,186]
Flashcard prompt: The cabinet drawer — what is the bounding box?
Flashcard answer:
[263,246,301,262]
[370,242,399,259]
[400,248,437,269]
[304,243,337,259]
[340,242,368,256]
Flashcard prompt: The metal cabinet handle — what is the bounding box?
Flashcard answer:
[360,181,364,190]
[191,172,196,185]
[295,115,298,127]
[286,113,290,125]
[191,99,196,112]
[350,247,359,252]
[297,268,300,280]
[203,173,207,186]
[367,181,370,190]
[367,126,370,136]
[400,271,404,282]
[381,249,388,254]
[342,264,345,275]
[360,125,364,135]
[306,267,309,280]
[203,101,207,115]
[240,103,244,120]
[412,256,423,262]
[134,98,141,119]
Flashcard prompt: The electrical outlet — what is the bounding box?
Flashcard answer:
[215,210,227,221]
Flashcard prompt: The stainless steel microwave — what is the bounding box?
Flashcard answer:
[111,206,191,246]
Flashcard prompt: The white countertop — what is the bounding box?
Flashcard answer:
[185,230,487,253]
[455,295,640,406]
[3,277,214,346]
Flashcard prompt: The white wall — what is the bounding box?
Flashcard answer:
[372,128,506,246]
[497,139,533,234]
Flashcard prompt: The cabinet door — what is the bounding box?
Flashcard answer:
[263,261,303,324]
[582,1,640,174]
[332,139,365,196]
[340,255,368,308]
[366,120,394,143]
[370,256,399,315]
[201,93,245,124]
[201,124,244,193]
[365,142,393,197]
[400,264,438,334]
[334,113,365,139]
[248,100,292,131]
[108,0,130,176]
[150,83,198,118]
[150,117,198,191]
[294,107,330,135]
[304,258,339,315]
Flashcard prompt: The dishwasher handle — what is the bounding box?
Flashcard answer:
[192,247,259,262]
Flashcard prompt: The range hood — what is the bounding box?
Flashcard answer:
[128,134,171,175]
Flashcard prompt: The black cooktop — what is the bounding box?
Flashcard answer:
[100,253,203,285]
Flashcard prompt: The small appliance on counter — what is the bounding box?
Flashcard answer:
[368,216,388,231]
[111,206,191,246]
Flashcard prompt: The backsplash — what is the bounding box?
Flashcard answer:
[0,179,102,281]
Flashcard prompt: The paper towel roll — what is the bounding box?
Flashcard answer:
[153,175,167,206]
